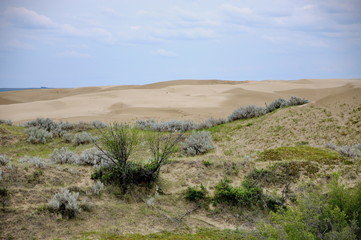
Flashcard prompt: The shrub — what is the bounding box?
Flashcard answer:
[258,178,360,239]
[77,148,108,166]
[92,181,104,195]
[325,142,337,150]
[24,118,73,137]
[285,96,309,106]
[50,147,77,164]
[94,124,181,193]
[185,185,208,202]
[214,179,263,208]
[136,119,198,132]
[182,131,214,156]
[228,105,266,122]
[92,120,107,129]
[74,131,97,146]
[62,133,73,143]
[0,120,12,125]
[0,155,10,166]
[339,146,359,158]
[197,117,226,129]
[25,127,53,144]
[19,156,46,168]
[266,98,287,112]
[0,169,3,181]
[48,188,80,219]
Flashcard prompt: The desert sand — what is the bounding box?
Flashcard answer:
[0,78,360,124]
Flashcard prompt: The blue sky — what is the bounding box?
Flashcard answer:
[0,0,360,88]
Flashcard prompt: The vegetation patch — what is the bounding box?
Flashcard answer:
[257,145,346,164]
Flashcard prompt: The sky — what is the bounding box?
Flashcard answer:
[0,0,360,88]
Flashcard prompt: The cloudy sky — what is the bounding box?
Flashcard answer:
[0,0,360,88]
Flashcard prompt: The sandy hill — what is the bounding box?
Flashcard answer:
[0,79,360,124]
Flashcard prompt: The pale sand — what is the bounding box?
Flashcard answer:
[0,79,360,124]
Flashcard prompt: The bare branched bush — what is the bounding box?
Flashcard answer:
[182,131,214,156]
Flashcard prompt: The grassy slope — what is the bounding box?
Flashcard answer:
[0,91,360,240]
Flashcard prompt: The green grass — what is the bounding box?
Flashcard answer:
[257,145,347,164]
[78,229,255,240]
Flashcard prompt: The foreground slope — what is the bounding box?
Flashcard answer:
[0,81,360,239]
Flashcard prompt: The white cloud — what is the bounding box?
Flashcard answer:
[152,49,177,57]
[58,50,91,59]
[5,7,56,29]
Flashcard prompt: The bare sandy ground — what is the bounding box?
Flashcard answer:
[0,79,360,124]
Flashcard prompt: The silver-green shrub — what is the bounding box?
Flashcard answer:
[92,121,107,129]
[0,155,10,166]
[62,133,73,143]
[285,96,309,106]
[0,120,13,125]
[182,131,214,156]
[24,118,74,137]
[266,98,287,112]
[48,188,80,219]
[197,117,226,129]
[325,142,337,150]
[74,131,97,146]
[339,146,359,158]
[228,105,266,122]
[25,127,53,144]
[19,156,46,168]
[92,181,104,195]
[77,148,107,166]
[50,147,77,164]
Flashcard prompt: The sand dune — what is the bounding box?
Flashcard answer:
[0,79,360,124]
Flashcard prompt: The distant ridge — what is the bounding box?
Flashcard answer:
[0,87,50,92]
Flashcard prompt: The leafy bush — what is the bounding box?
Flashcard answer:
[73,131,97,146]
[258,177,360,239]
[214,179,283,211]
[25,127,53,144]
[93,124,181,193]
[0,120,12,125]
[182,131,214,156]
[50,147,77,164]
[185,185,208,202]
[266,98,287,112]
[92,181,104,195]
[0,155,10,166]
[228,105,266,122]
[19,156,46,168]
[339,146,359,158]
[48,188,80,219]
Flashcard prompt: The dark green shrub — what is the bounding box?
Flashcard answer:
[94,124,181,193]
[185,185,208,202]
[258,177,360,239]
